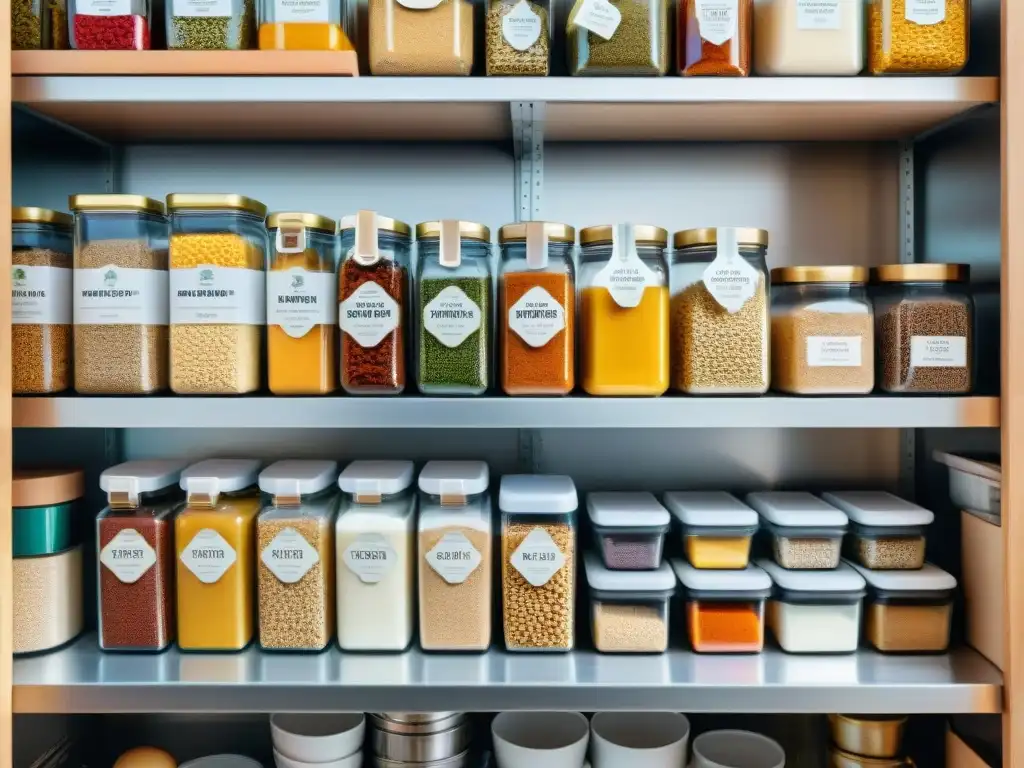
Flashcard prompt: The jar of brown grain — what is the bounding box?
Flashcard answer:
[368,0,475,74]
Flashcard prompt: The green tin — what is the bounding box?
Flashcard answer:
[14,502,75,557]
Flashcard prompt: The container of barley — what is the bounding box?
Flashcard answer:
[368,0,474,74]
[486,0,551,75]
[746,491,848,570]
[670,227,770,394]
[168,193,267,395]
[868,0,968,74]
[872,263,973,394]
[500,474,577,652]
[664,491,758,570]
[587,492,670,570]
[417,460,492,651]
[568,0,670,74]
[771,266,874,395]
[12,207,73,394]
[70,194,169,394]
[257,460,339,652]
[586,553,674,653]
[824,490,933,570]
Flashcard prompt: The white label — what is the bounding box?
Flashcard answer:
[173,0,231,16]
[397,0,444,8]
[694,0,737,46]
[510,527,566,587]
[426,531,482,585]
[592,224,659,309]
[180,529,237,584]
[571,0,621,39]
[911,336,967,367]
[806,336,862,367]
[906,0,945,25]
[503,0,542,50]
[702,229,759,313]
[796,0,840,29]
[508,285,565,348]
[78,0,131,15]
[267,269,337,338]
[261,527,320,584]
[74,267,169,326]
[170,266,265,325]
[100,528,157,584]
[273,0,331,22]
[424,285,482,348]
[12,265,71,325]
[339,280,400,348]
[343,533,397,584]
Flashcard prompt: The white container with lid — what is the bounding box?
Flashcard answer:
[100,459,188,508]
[587,492,670,571]
[663,491,758,570]
[746,491,848,570]
[585,553,675,653]
[181,459,262,504]
[824,491,934,570]
[671,559,771,653]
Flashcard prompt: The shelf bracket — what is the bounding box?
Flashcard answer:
[511,101,545,222]
[898,140,917,500]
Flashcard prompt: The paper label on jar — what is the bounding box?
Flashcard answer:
[173,0,232,17]
[503,0,543,50]
[261,527,320,584]
[508,285,565,348]
[570,0,621,40]
[339,280,400,348]
[267,268,337,339]
[180,528,237,584]
[74,266,169,326]
[702,228,759,313]
[170,266,265,325]
[343,533,397,584]
[396,0,445,8]
[273,0,331,22]
[910,336,966,367]
[12,265,71,325]
[592,223,659,309]
[806,336,862,367]
[426,531,482,585]
[694,0,737,46]
[100,528,157,584]
[78,0,131,15]
[796,0,840,29]
[905,0,945,25]
[424,285,482,348]
[510,527,565,587]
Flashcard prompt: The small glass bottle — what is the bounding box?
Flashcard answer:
[166,0,255,50]
[258,0,354,49]
[679,0,752,75]
[69,0,151,49]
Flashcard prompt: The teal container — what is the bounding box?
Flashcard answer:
[14,502,75,557]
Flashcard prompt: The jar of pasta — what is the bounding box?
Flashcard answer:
[486,0,551,75]
[868,0,968,74]
[679,0,753,75]
[258,0,354,50]
[369,0,474,74]
[568,0,669,74]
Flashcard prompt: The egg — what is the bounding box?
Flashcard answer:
[114,747,177,768]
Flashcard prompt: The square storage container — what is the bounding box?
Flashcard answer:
[961,508,1003,669]
[369,0,474,74]
[69,0,151,49]
[585,554,674,653]
[746,491,848,570]
[867,0,968,74]
[679,0,752,75]
[13,0,69,48]
[824,491,933,570]
[569,0,670,75]
[672,559,771,653]
[167,0,255,49]
[664,491,758,569]
[752,0,864,75]
[486,0,552,75]
[587,491,670,570]
[933,450,1001,517]
[258,0,353,50]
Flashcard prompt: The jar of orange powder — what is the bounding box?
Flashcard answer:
[671,559,771,653]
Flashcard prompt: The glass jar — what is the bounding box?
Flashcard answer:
[175,459,262,651]
[167,0,254,49]
[679,0,752,75]
[752,0,864,75]
[587,492,670,570]
[586,555,674,653]
[96,460,184,652]
[746,491,848,570]
[664,491,758,570]
[13,0,69,48]
[13,207,73,394]
[568,0,669,74]
[771,266,874,395]
[824,491,933,570]
[335,460,416,651]
[498,222,576,395]
[417,461,493,651]
[868,0,968,74]
[872,263,973,394]
[369,0,474,74]
[267,212,338,395]
[259,0,353,49]
[338,212,412,395]
[416,220,492,396]
[670,227,770,395]
[69,0,151,48]
[486,0,551,75]
[167,193,268,395]
[579,224,669,396]
[70,194,169,395]
[257,460,339,652]
[672,559,771,653]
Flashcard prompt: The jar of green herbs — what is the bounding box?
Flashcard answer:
[567,0,669,75]
[166,0,255,49]
[415,220,492,396]
[13,0,68,49]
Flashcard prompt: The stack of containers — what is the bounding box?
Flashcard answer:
[827,714,909,767]
[270,713,366,768]
[369,713,471,768]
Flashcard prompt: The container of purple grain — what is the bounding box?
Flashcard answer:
[587,492,671,570]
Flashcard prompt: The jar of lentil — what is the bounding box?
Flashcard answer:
[568,0,669,74]
[771,266,874,395]
[70,194,169,395]
[13,0,69,48]
[486,0,551,75]
[13,207,73,394]
[167,0,255,49]
[499,222,576,395]
[868,0,968,74]
[679,0,752,75]
[338,212,412,395]
[368,0,474,74]
[97,460,184,653]
[258,0,354,50]
[670,227,770,395]
[872,263,973,394]
[416,220,492,396]
[267,212,338,396]
[168,193,268,395]
[69,0,151,49]
[579,224,669,396]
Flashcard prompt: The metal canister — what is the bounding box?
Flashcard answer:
[829,747,915,768]
[371,715,470,762]
[828,714,907,759]
[373,749,472,768]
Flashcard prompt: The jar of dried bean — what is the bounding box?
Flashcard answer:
[824,490,933,570]
[13,207,73,394]
[69,0,151,49]
[167,0,255,50]
[168,193,268,395]
[369,0,474,74]
[13,0,69,48]
[568,0,669,74]
[868,0,968,74]
[487,0,551,75]
[679,0,753,75]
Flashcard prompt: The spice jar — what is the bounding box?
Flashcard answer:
[872,263,973,394]
[335,460,416,651]
[416,220,492,396]
[259,0,354,50]
[500,474,577,652]
[417,461,493,651]
[176,459,262,651]
[579,224,669,396]
[13,0,69,48]
[746,491,848,570]
[487,0,551,75]
[664,491,758,570]
[868,0,968,74]
[69,0,151,48]
[586,554,674,653]
[167,0,254,48]
[771,266,874,395]
[168,193,268,395]
[672,559,771,653]
[587,492,670,570]
[499,222,576,395]
[369,0,474,74]
[14,545,83,655]
[97,460,184,652]
[267,212,338,395]
[568,0,670,74]
[753,0,864,75]
[70,194,169,395]
[257,460,339,652]
[338,212,412,395]
[680,0,752,75]
[824,491,934,570]
[15,469,83,558]
[13,207,73,394]
[670,227,770,395]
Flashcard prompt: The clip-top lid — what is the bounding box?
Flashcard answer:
[338,460,414,502]
[499,475,577,514]
[663,491,758,528]
[180,459,260,503]
[757,559,865,594]
[585,553,675,592]
[822,491,934,527]
[671,559,771,594]
[418,461,489,499]
[745,491,848,529]
[845,559,957,592]
[587,492,670,528]
[100,460,187,507]
[259,460,338,501]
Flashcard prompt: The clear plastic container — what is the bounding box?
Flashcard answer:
[69,0,151,48]
[579,225,669,396]
[824,491,933,570]
[258,0,354,50]
[70,194,169,395]
[168,193,268,395]
[587,492,670,570]
[417,460,493,651]
[586,554,674,653]
[13,0,69,48]
[175,459,262,651]
[746,491,848,570]
[933,450,1001,517]
[167,0,254,49]
[679,0,752,75]
[568,0,670,75]
[752,0,864,75]
[369,0,474,74]
[97,460,185,652]
[868,0,968,74]
[416,221,492,396]
[335,460,416,651]
[664,491,758,570]
[672,559,771,653]
[486,0,552,75]
[500,475,577,651]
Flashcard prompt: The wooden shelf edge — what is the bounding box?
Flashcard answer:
[12,50,360,76]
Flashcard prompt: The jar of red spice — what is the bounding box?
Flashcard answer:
[70,0,152,49]
[679,0,752,75]
[97,460,186,652]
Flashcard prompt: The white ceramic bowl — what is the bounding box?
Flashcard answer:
[270,713,366,763]
[492,712,589,768]
[181,756,263,768]
[273,750,362,768]
[690,730,785,768]
[590,712,691,768]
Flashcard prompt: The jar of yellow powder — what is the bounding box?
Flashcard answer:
[867,0,968,74]
[579,224,669,396]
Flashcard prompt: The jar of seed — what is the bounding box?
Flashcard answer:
[670,227,770,395]
[868,0,968,74]
[368,0,474,74]
[167,0,255,50]
[568,0,669,74]
[13,0,69,48]
[486,0,551,75]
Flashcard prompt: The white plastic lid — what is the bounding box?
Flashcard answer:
[670,559,771,593]
[259,460,338,498]
[418,460,489,497]
[757,558,865,593]
[584,553,675,592]
[499,475,577,514]
[180,459,261,498]
[338,460,414,496]
[845,559,957,592]
[586,492,670,528]
[822,491,934,527]
[663,491,758,528]
[745,491,848,528]
[100,459,187,501]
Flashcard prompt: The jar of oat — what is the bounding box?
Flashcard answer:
[417,460,492,651]
[586,554,674,653]
[368,0,474,74]
[670,227,770,394]
[664,491,758,570]
[868,0,968,74]
[486,0,551,75]
[587,492,670,570]
[746,491,848,570]
[823,491,933,570]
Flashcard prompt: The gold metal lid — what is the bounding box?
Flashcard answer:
[673,227,770,249]
[166,193,268,218]
[498,222,576,244]
[416,220,491,242]
[872,263,969,283]
[772,266,868,284]
[338,213,412,237]
[12,207,73,228]
[266,212,337,233]
[69,194,165,215]
[579,224,668,246]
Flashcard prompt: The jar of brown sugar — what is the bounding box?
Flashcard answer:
[679,0,753,75]
[369,0,475,74]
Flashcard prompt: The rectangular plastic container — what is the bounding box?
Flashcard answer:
[586,554,674,653]
[962,508,1003,669]
[664,491,758,569]
[824,491,933,570]
[746,491,848,570]
[672,559,771,653]
[933,450,1001,517]
[587,491,670,570]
